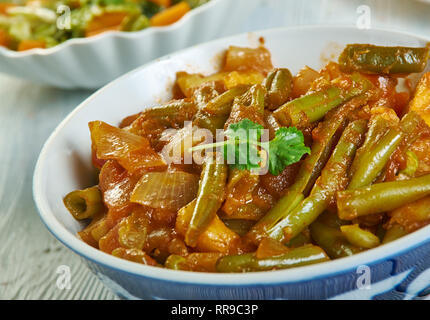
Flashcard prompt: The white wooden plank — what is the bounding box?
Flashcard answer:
[0,74,116,300]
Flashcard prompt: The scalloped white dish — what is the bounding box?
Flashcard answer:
[0,0,255,89]
[33,26,430,300]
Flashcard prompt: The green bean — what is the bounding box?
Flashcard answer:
[399,151,419,177]
[143,99,197,127]
[284,231,312,248]
[185,154,228,247]
[340,224,380,249]
[348,127,403,189]
[233,84,266,116]
[223,219,256,236]
[63,186,102,220]
[246,104,354,244]
[313,120,367,194]
[252,84,266,114]
[220,203,265,221]
[317,211,350,229]
[382,224,408,244]
[350,111,424,188]
[266,120,367,242]
[192,85,220,109]
[118,213,148,250]
[202,85,249,115]
[349,116,392,180]
[337,173,430,220]
[291,103,358,195]
[193,87,236,135]
[400,111,428,146]
[164,254,188,270]
[194,85,263,134]
[263,68,293,110]
[309,221,363,259]
[245,190,304,244]
[265,111,281,139]
[339,44,429,74]
[273,73,372,127]
[215,244,329,273]
[194,113,229,135]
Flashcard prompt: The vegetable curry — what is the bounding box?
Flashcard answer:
[64,43,430,273]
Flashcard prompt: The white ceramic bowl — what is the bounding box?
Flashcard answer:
[34,26,430,300]
[0,0,256,89]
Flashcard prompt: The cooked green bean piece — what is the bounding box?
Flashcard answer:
[195,85,265,134]
[382,224,408,244]
[194,113,229,135]
[245,190,304,244]
[348,127,403,189]
[230,84,266,116]
[312,120,367,194]
[223,219,256,236]
[246,104,357,244]
[118,213,148,250]
[193,86,219,110]
[216,244,329,273]
[185,154,228,247]
[267,120,367,241]
[203,85,249,115]
[285,231,312,248]
[399,150,419,177]
[317,211,350,229]
[350,111,424,188]
[337,173,430,220]
[340,224,380,249]
[339,44,429,74]
[165,254,188,270]
[63,186,102,220]
[349,116,392,179]
[292,102,362,195]
[193,87,237,135]
[250,84,266,114]
[143,99,198,127]
[273,73,372,127]
[309,221,363,259]
[265,111,282,139]
[263,68,293,110]
[400,111,428,146]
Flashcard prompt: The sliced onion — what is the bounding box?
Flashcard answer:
[130,171,199,211]
[89,121,166,173]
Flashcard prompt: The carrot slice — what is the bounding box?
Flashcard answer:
[85,12,129,37]
[150,1,190,27]
[148,0,171,7]
[0,29,10,48]
[18,40,46,51]
[0,3,15,15]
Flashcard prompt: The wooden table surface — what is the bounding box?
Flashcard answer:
[1,0,430,300]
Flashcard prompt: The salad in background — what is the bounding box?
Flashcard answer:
[0,0,209,51]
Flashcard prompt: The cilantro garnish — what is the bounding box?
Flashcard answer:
[190,119,310,175]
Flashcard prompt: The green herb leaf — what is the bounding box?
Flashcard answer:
[224,119,264,171]
[190,119,310,175]
[267,127,311,175]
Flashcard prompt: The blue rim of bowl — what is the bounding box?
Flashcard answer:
[33,25,430,287]
[0,0,225,58]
